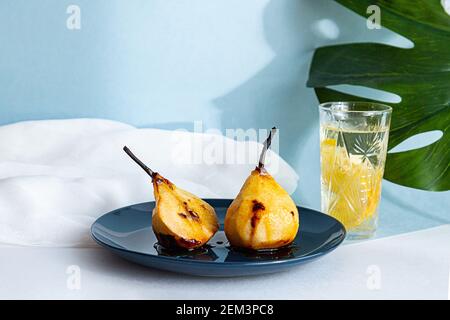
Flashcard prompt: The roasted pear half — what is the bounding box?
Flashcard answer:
[224,128,299,250]
[123,146,219,250]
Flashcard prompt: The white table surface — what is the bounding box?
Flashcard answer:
[1,225,449,300]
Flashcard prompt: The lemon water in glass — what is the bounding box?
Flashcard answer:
[319,102,392,239]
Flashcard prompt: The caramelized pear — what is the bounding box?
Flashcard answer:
[123,146,219,250]
[224,128,299,250]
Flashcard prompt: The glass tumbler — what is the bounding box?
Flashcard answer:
[319,102,392,239]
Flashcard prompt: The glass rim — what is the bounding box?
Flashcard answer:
[319,101,392,115]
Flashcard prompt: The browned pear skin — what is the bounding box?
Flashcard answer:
[151,173,219,250]
[225,168,299,250]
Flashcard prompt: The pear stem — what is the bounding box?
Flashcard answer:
[123,146,155,178]
[258,127,277,169]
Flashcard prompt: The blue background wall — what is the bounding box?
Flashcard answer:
[0,0,448,236]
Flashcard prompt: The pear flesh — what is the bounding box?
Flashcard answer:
[123,146,219,250]
[152,173,219,250]
[225,167,299,251]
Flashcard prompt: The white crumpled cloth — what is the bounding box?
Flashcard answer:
[0,119,298,247]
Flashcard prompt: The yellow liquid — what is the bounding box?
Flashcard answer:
[320,127,388,236]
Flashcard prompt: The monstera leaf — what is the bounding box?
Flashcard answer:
[307,0,449,191]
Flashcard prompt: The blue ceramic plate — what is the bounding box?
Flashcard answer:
[91,199,346,277]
